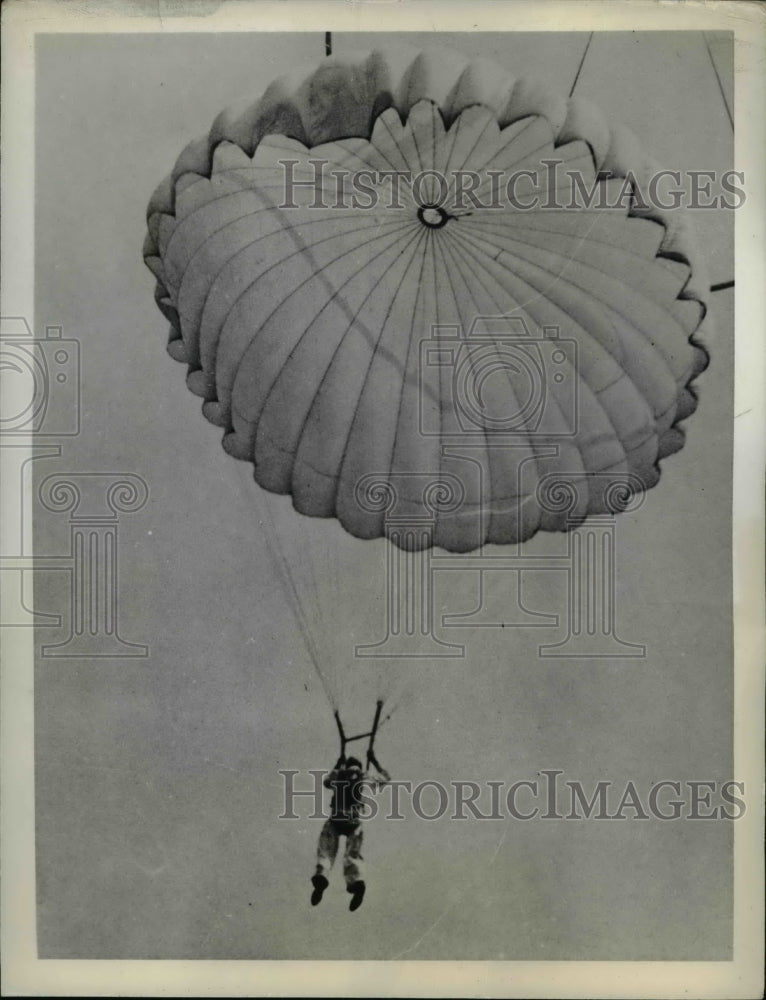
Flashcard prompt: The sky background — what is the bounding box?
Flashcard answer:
[32,30,734,960]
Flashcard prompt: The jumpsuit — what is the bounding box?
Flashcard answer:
[315,766,383,887]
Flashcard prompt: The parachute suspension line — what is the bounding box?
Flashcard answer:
[294,520,344,706]
[259,497,335,708]
[299,529,326,651]
[235,464,336,710]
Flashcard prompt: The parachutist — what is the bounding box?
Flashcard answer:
[311,753,391,911]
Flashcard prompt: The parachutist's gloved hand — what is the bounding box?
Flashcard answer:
[369,753,390,782]
[335,754,345,769]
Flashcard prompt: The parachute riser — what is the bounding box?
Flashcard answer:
[335,700,383,766]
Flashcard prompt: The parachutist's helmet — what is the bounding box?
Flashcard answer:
[345,757,362,771]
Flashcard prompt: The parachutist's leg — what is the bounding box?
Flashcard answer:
[311,819,339,905]
[316,819,339,876]
[345,827,366,910]
[343,825,364,888]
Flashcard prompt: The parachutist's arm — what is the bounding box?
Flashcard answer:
[367,750,390,784]
[366,771,390,790]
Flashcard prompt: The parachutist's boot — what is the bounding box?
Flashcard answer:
[311,873,328,906]
[348,880,366,912]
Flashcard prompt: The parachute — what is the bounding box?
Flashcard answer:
[144,46,710,737]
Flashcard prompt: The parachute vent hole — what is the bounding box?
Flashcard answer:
[418,205,449,229]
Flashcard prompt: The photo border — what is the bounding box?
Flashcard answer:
[2,1,763,996]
